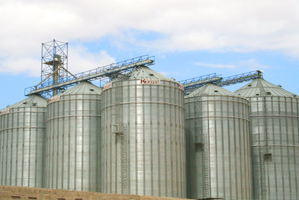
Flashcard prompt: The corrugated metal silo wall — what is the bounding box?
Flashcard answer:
[44,93,101,192]
[185,95,252,200]
[0,106,45,187]
[101,79,186,198]
[249,96,299,200]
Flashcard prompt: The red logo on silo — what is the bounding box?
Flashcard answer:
[140,79,160,85]
[103,82,112,91]
[0,108,10,115]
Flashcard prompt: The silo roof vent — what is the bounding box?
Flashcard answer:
[32,103,37,106]
[23,101,27,104]
[90,88,94,91]
[278,85,282,87]
[266,91,272,95]
[214,89,219,92]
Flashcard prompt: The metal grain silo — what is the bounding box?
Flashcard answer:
[185,83,252,200]
[101,66,186,198]
[45,81,101,192]
[0,95,47,188]
[235,78,299,200]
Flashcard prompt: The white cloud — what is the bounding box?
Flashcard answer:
[0,56,40,77]
[237,59,272,70]
[194,59,271,71]
[0,42,115,77]
[0,0,299,76]
[159,71,169,76]
[68,44,115,74]
[195,62,236,69]
[158,71,181,78]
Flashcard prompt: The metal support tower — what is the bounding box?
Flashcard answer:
[41,39,68,96]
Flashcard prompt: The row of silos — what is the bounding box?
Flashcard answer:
[0,66,187,198]
[0,66,298,200]
[184,78,299,200]
[0,82,103,192]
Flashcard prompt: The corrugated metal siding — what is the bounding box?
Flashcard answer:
[248,96,299,200]
[44,83,101,192]
[101,78,186,198]
[236,78,299,200]
[185,85,252,200]
[0,95,46,188]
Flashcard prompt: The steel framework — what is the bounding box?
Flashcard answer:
[41,40,68,96]
[180,73,222,92]
[25,54,155,98]
[180,70,263,93]
[217,70,263,87]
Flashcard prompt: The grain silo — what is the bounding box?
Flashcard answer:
[185,83,252,200]
[235,78,299,200]
[101,66,186,198]
[44,81,101,192]
[0,95,47,188]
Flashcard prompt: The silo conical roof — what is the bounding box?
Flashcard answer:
[2,94,47,110]
[123,66,172,81]
[187,83,239,97]
[54,81,102,96]
[234,78,297,97]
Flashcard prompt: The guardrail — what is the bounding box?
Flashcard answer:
[180,70,263,93]
[25,55,155,96]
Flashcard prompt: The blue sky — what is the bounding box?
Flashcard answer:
[1,1,299,109]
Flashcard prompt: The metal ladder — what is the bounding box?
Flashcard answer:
[113,82,128,194]
[195,99,210,198]
[121,124,128,194]
[261,96,268,200]
[194,100,201,143]
[203,133,210,199]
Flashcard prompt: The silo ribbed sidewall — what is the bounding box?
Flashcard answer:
[45,93,101,192]
[185,95,252,200]
[0,107,45,187]
[101,79,186,198]
[250,96,299,200]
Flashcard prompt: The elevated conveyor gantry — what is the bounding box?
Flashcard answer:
[180,70,263,94]
[25,55,155,98]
